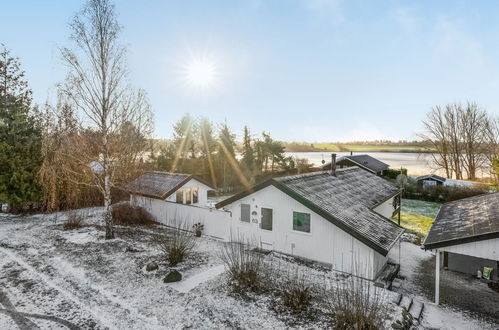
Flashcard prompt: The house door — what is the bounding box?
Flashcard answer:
[259,207,274,250]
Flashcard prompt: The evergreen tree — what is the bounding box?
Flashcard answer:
[241,126,255,176]
[198,117,217,184]
[217,121,237,187]
[0,45,41,212]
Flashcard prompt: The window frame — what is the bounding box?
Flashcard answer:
[176,190,184,204]
[260,207,273,231]
[292,211,311,234]
[185,188,192,204]
[240,203,251,223]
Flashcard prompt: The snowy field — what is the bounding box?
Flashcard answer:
[0,208,496,329]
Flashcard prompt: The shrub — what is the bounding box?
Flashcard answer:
[327,274,388,330]
[64,210,86,230]
[218,239,266,294]
[112,203,156,226]
[280,269,314,314]
[383,168,408,180]
[402,182,488,203]
[156,222,196,266]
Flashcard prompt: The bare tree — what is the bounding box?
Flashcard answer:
[420,102,497,181]
[419,106,451,178]
[60,0,153,239]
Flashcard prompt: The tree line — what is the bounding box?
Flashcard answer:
[419,102,498,181]
[150,114,313,191]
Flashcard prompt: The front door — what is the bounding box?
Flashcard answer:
[259,207,274,250]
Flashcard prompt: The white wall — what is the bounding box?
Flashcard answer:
[222,185,387,279]
[132,195,231,240]
[439,237,499,261]
[164,179,212,207]
[373,196,396,219]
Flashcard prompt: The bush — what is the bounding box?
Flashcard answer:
[156,222,196,266]
[218,240,266,294]
[383,168,408,180]
[327,275,387,330]
[280,269,314,314]
[64,210,86,230]
[402,182,489,203]
[112,203,156,226]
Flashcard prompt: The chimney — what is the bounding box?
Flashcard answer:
[350,151,353,156]
[330,153,337,176]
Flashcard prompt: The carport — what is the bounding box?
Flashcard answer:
[423,192,499,304]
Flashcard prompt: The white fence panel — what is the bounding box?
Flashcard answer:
[132,196,231,240]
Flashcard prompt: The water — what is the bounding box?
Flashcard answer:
[286,151,435,176]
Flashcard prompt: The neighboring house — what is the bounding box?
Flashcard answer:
[322,154,389,176]
[128,172,232,240]
[415,174,446,188]
[216,166,404,280]
[424,192,499,304]
[127,172,215,208]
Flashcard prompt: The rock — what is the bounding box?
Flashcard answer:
[163,270,182,283]
[146,262,158,271]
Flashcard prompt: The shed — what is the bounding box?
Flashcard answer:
[423,192,499,304]
[416,174,446,188]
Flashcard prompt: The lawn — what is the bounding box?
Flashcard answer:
[395,199,441,236]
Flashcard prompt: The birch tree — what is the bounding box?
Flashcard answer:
[61,0,153,239]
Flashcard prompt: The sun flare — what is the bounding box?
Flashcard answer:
[185,59,217,88]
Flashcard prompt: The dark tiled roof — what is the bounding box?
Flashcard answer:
[217,167,404,255]
[424,192,499,249]
[416,174,446,183]
[126,172,192,199]
[322,154,389,173]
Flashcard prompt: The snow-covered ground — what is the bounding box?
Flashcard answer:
[0,209,497,329]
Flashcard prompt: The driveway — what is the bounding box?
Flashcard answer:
[391,242,499,329]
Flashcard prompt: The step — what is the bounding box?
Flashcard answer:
[409,300,424,321]
[389,292,402,305]
[399,295,413,311]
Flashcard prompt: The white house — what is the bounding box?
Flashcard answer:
[424,192,499,304]
[216,166,404,280]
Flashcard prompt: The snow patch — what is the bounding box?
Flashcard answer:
[167,264,226,293]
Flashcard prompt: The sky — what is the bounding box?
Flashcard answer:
[1,0,499,142]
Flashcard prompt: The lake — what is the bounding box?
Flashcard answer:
[286,151,435,176]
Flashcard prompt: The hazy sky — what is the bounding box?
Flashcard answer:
[2,0,499,142]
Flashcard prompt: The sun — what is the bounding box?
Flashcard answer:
[185,59,217,88]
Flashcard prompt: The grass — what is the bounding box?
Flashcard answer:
[394,199,441,236]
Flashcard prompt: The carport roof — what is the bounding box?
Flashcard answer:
[424,192,499,249]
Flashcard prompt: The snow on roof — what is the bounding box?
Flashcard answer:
[424,192,499,249]
[217,167,404,255]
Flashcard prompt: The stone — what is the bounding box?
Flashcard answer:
[163,270,182,283]
[146,262,158,271]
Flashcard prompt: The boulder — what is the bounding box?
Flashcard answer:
[146,262,158,271]
[163,270,182,283]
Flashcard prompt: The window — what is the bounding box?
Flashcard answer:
[185,188,192,204]
[192,187,199,203]
[261,208,273,231]
[293,212,311,233]
[241,204,250,223]
[176,190,183,204]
